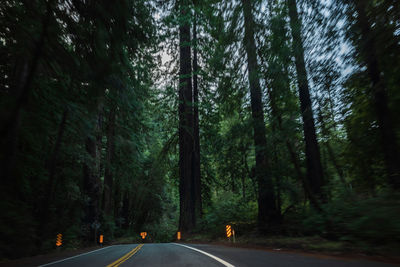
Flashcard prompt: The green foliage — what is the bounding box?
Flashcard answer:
[0,0,165,259]
[302,191,400,247]
[145,217,178,243]
[200,191,257,237]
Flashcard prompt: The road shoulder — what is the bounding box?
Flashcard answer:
[0,246,109,267]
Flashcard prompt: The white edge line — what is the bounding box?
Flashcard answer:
[172,243,235,267]
[38,245,115,266]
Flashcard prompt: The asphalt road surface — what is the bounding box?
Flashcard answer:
[38,243,397,267]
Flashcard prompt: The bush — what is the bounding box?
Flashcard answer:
[302,191,400,247]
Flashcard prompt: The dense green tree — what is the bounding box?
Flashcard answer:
[178,0,196,232]
[287,0,325,201]
[350,0,400,189]
[241,0,279,229]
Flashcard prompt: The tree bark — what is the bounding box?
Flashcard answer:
[317,108,346,185]
[37,109,68,248]
[353,0,400,190]
[43,110,68,214]
[83,112,102,243]
[0,60,27,190]
[192,7,202,219]
[178,0,196,232]
[288,0,325,199]
[241,149,247,200]
[273,146,282,216]
[50,109,68,177]
[266,80,322,211]
[241,0,279,229]
[103,107,116,216]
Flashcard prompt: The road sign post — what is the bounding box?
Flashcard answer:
[226,225,232,242]
[140,232,147,240]
[99,234,103,246]
[177,231,181,241]
[56,233,62,248]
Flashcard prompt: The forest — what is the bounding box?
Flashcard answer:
[1,0,400,260]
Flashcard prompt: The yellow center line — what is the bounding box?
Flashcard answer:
[106,244,144,267]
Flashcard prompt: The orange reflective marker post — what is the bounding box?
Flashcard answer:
[56,233,62,247]
[140,232,147,239]
[177,231,181,241]
[99,235,103,244]
[226,225,232,238]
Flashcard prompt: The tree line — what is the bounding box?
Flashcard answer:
[173,0,400,241]
[0,0,166,258]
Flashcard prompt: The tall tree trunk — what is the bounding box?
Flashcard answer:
[113,180,122,222]
[241,0,279,229]
[266,80,322,211]
[0,60,27,191]
[120,192,131,230]
[178,0,196,232]
[192,6,202,219]
[273,146,282,216]
[42,110,68,211]
[103,107,116,216]
[288,0,325,199]
[46,110,68,202]
[83,113,102,243]
[317,108,346,185]
[353,0,400,190]
[241,149,247,200]
[37,109,68,248]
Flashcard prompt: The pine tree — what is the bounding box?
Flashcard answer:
[287,0,325,200]
[241,0,279,228]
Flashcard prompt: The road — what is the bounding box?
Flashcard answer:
[37,243,396,267]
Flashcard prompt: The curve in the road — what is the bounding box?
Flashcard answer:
[172,243,235,267]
